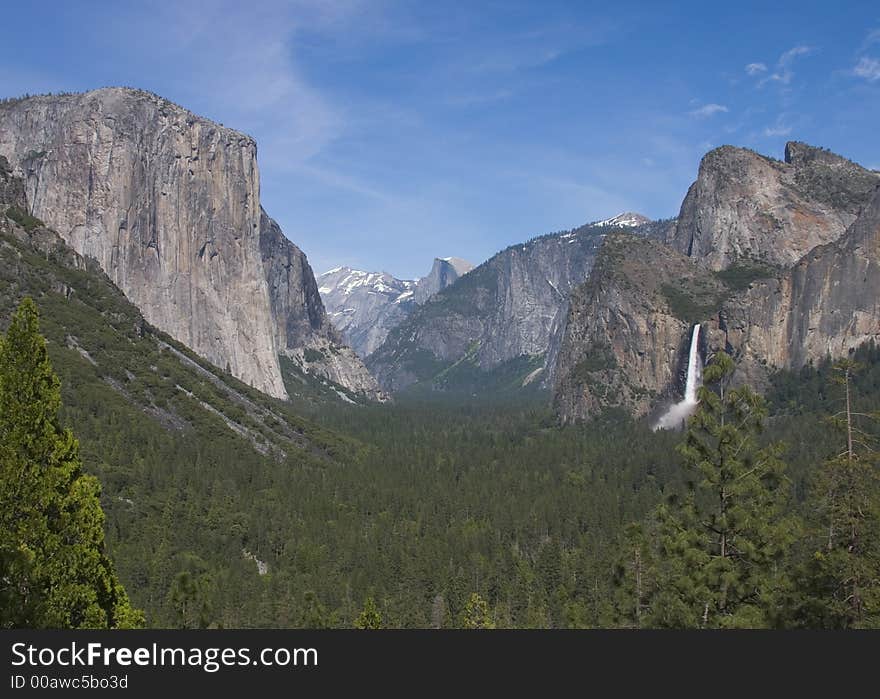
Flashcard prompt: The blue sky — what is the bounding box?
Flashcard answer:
[3,1,879,279]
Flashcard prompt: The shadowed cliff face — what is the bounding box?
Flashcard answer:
[667,142,880,271]
[366,221,634,394]
[0,87,381,400]
[258,210,384,399]
[553,233,717,422]
[719,186,880,382]
[555,183,880,423]
[259,209,328,349]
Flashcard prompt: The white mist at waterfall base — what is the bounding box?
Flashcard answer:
[653,324,702,431]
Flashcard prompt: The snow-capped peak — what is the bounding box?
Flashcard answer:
[594,212,651,228]
[317,267,416,301]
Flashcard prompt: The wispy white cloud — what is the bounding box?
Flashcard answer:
[470,48,563,74]
[853,56,880,82]
[745,62,767,76]
[292,163,395,202]
[689,103,728,118]
[440,17,617,107]
[861,28,880,50]
[762,113,793,137]
[757,45,813,87]
[146,2,352,165]
[763,124,792,137]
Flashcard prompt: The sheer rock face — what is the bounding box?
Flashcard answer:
[719,186,880,381]
[260,213,385,398]
[553,234,712,422]
[0,155,24,210]
[259,210,328,351]
[667,142,880,271]
[0,88,381,400]
[413,257,474,304]
[555,187,880,423]
[0,154,89,271]
[366,223,621,393]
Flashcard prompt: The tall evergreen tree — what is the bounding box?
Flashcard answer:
[602,522,657,628]
[168,570,215,629]
[794,360,880,628]
[649,352,799,628]
[299,590,332,629]
[0,298,142,628]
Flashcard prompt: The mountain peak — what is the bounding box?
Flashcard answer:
[783,141,868,171]
[435,256,475,276]
[414,256,474,304]
[3,87,257,146]
[669,142,880,270]
[595,212,651,228]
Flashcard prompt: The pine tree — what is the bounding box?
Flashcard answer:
[168,570,215,629]
[354,596,382,629]
[603,522,657,628]
[649,352,799,628]
[0,298,142,628]
[796,360,880,628]
[299,590,332,628]
[461,592,494,629]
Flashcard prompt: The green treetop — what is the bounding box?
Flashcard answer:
[354,596,383,629]
[649,352,799,628]
[0,298,142,628]
[795,359,880,628]
[461,592,494,629]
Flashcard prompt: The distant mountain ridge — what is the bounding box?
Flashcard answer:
[366,215,656,394]
[318,256,473,357]
[594,212,651,228]
[318,267,417,357]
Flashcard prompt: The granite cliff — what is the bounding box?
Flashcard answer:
[666,142,879,270]
[555,143,880,422]
[367,217,656,394]
[412,257,474,304]
[0,88,381,400]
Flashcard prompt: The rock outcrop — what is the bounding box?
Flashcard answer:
[413,257,474,304]
[718,185,880,382]
[553,233,722,422]
[367,219,650,393]
[667,142,879,270]
[0,87,381,400]
[555,143,880,423]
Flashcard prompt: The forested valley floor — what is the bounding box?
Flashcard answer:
[2,215,877,627]
[67,341,880,628]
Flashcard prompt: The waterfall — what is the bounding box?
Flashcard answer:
[683,323,702,403]
[653,324,702,431]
